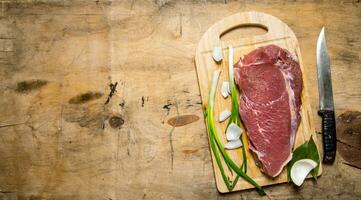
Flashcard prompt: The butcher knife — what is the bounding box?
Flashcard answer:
[316,27,337,164]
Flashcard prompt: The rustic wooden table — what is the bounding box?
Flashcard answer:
[0,1,360,199]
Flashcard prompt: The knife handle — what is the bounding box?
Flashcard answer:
[318,110,337,164]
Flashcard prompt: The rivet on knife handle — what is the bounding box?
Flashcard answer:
[318,110,336,164]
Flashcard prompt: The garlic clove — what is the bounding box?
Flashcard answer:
[212,46,223,62]
[219,110,231,122]
[221,81,230,98]
[225,140,242,150]
[226,123,242,141]
[290,159,318,186]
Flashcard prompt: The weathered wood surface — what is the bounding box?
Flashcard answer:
[0,0,360,199]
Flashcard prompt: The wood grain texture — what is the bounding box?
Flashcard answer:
[195,12,322,193]
[0,0,360,199]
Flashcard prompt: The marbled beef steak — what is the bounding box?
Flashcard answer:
[234,45,303,177]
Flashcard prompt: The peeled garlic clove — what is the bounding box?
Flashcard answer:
[226,123,242,141]
[290,159,318,186]
[221,81,230,98]
[212,46,223,62]
[225,140,242,150]
[219,110,231,122]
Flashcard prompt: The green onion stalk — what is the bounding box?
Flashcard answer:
[206,70,265,195]
[227,45,248,173]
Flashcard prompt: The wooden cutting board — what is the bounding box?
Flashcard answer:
[195,12,322,193]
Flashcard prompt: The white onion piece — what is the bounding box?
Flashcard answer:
[290,159,318,186]
[212,46,223,62]
[226,123,242,141]
[219,110,231,122]
[225,140,242,150]
[221,81,230,98]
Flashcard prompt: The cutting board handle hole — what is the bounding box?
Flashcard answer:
[220,24,268,42]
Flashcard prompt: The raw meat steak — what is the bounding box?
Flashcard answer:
[234,45,303,177]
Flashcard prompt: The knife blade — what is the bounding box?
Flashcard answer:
[316,27,337,164]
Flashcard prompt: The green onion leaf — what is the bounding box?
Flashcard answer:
[206,70,265,195]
